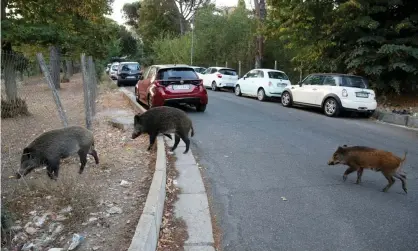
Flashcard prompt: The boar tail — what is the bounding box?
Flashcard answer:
[401,150,407,163]
[190,124,195,137]
[397,150,408,174]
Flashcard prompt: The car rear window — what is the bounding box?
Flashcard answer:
[121,63,140,71]
[219,69,237,76]
[268,71,289,80]
[342,76,368,88]
[157,68,198,80]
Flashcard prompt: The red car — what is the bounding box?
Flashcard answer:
[135,64,208,112]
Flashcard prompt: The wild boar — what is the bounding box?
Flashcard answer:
[131,106,195,154]
[16,126,99,180]
[327,145,408,194]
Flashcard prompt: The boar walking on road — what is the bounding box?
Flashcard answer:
[327,145,408,194]
[131,106,195,154]
[16,126,99,180]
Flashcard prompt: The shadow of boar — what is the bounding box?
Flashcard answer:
[131,106,195,154]
[16,126,99,180]
[328,145,408,194]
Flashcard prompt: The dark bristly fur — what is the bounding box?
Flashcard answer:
[131,106,195,154]
[327,145,408,194]
[16,126,99,180]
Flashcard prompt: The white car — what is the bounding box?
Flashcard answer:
[109,62,120,80]
[201,67,239,91]
[234,68,291,101]
[280,73,377,117]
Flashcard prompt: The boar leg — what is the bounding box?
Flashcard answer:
[147,133,157,151]
[393,173,407,194]
[163,134,173,140]
[356,168,364,184]
[343,166,358,182]
[46,159,59,180]
[382,172,395,193]
[171,134,181,152]
[178,131,190,154]
[89,149,99,164]
[78,149,88,174]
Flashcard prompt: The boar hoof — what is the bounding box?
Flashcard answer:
[183,150,188,154]
[343,175,347,182]
[355,180,361,184]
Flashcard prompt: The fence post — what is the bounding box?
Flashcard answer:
[36,53,68,127]
[81,53,93,130]
[238,61,242,77]
[87,56,97,116]
[274,60,277,70]
[225,61,228,67]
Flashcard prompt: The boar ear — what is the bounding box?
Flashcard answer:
[23,147,31,155]
[343,144,348,147]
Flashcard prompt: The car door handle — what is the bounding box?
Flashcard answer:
[312,88,317,91]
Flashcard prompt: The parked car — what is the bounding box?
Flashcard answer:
[190,66,207,74]
[116,61,141,87]
[234,68,291,101]
[109,62,120,80]
[134,64,208,112]
[280,73,377,117]
[105,63,112,74]
[201,67,239,91]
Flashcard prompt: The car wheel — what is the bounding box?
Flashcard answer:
[196,104,207,112]
[211,81,218,91]
[323,97,340,117]
[117,81,122,87]
[147,95,153,109]
[257,88,266,101]
[281,91,292,107]
[135,87,140,102]
[235,85,242,96]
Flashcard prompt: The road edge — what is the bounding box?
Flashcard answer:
[121,88,167,251]
[372,110,418,129]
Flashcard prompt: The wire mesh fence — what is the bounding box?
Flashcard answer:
[1,50,101,211]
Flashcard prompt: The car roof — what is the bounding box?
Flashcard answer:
[153,64,191,69]
[254,68,286,73]
[190,66,206,68]
[208,66,236,70]
[119,61,139,64]
[308,73,364,78]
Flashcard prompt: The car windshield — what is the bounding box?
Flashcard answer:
[342,76,367,88]
[194,67,206,73]
[157,68,198,80]
[268,71,289,80]
[111,65,119,70]
[219,69,237,76]
[121,63,140,71]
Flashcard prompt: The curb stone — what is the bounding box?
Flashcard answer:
[373,110,418,129]
[120,89,167,251]
[165,135,215,251]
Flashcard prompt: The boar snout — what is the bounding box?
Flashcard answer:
[15,172,22,179]
[131,131,141,139]
[327,160,335,165]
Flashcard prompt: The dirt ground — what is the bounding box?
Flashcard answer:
[376,94,418,115]
[1,74,154,251]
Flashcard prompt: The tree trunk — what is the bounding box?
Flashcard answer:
[253,0,266,69]
[67,60,73,77]
[4,54,17,101]
[61,60,70,83]
[49,45,61,89]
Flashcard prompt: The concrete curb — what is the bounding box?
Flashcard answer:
[372,110,418,129]
[120,88,167,251]
[165,135,215,251]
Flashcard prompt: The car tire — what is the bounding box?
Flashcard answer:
[117,81,122,87]
[147,95,153,109]
[196,104,207,112]
[323,97,340,117]
[235,85,242,96]
[281,91,292,107]
[257,88,266,101]
[135,87,140,102]
[211,81,218,91]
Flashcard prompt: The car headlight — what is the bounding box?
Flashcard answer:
[342,89,348,97]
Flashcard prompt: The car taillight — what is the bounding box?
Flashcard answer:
[217,74,222,78]
[154,80,162,87]
[268,81,272,87]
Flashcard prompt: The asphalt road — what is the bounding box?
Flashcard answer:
[125,86,418,251]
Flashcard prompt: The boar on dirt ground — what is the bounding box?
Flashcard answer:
[327,145,408,194]
[16,126,99,180]
[131,106,195,154]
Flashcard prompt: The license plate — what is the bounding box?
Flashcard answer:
[277,83,286,87]
[356,92,369,98]
[126,76,136,79]
[172,84,190,90]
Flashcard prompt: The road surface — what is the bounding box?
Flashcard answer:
[126,86,418,251]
